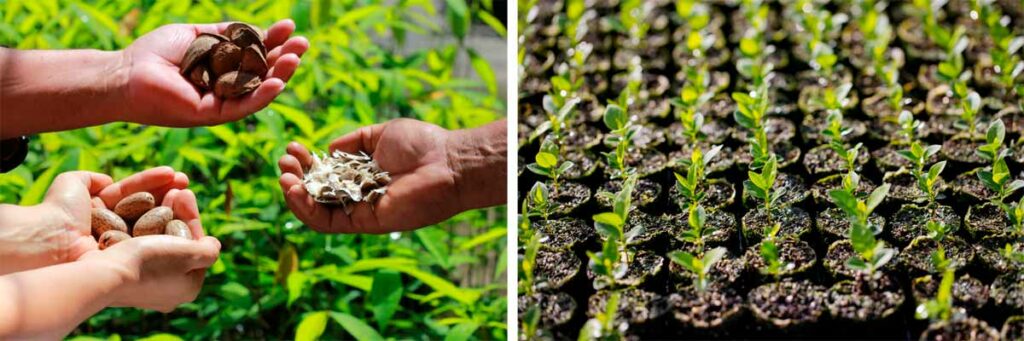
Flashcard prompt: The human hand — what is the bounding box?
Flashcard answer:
[278,119,465,233]
[78,186,218,312]
[0,167,188,274]
[121,19,309,127]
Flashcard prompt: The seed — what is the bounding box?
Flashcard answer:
[114,192,155,222]
[214,71,261,99]
[91,207,128,239]
[99,230,131,250]
[210,41,243,77]
[226,22,266,55]
[165,219,193,239]
[133,206,173,237]
[189,65,212,90]
[239,45,268,76]
[180,33,227,75]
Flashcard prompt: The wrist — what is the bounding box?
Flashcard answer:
[445,120,508,212]
[0,204,75,273]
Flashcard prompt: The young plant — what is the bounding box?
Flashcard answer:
[896,111,921,145]
[593,175,641,247]
[668,246,727,293]
[527,137,576,192]
[530,95,582,142]
[673,66,714,142]
[926,220,954,274]
[1005,197,1024,238]
[956,90,982,137]
[602,104,637,179]
[823,111,863,173]
[578,291,624,341]
[733,85,772,168]
[830,183,891,234]
[587,237,628,290]
[977,120,1024,203]
[525,182,554,224]
[898,142,946,205]
[831,183,894,276]
[673,145,724,210]
[759,222,793,286]
[915,267,955,322]
[677,205,716,254]
[744,155,784,222]
[519,232,543,297]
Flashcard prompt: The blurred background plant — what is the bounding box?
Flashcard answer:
[0,0,507,339]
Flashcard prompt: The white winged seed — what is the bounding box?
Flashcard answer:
[303,150,391,213]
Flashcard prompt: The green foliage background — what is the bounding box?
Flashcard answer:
[0,0,507,339]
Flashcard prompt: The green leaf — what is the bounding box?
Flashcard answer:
[604,104,627,130]
[467,49,497,95]
[865,184,891,213]
[536,151,557,168]
[444,322,480,341]
[444,0,470,40]
[330,312,385,341]
[295,311,329,341]
[369,270,403,330]
[593,212,624,229]
[668,250,699,273]
[702,247,727,274]
[829,189,859,218]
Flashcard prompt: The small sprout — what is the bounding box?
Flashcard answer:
[919,161,947,205]
[926,220,954,243]
[578,291,624,341]
[1003,243,1024,265]
[602,104,636,179]
[677,205,717,253]
[897,111,921,145]
[673,145,723,210]
[520,231,543,296]
[829,182,891,232]
[525,182,553,223]
[593,175,642,246]
[732,85,772,168]
[846,219,896,276]
[1005,197,1024,237]
[976,120,1024,203]
[521,305,543,341]
[527,137,575,191]
[915,268,955,322]
[744,155,784,222]
[531,96,582,142]
[956,90,982,137]
[668,246,727,293]
[898,142,945,205]
[823,111,863,173]
[759,222,792,286]
[587,237,628,290]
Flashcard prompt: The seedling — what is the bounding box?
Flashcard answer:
[677,205,716,254]
[673,145,724,210]
[668,246,727,293]
[926,220,953,274]
[531,95,582,142]
[587,237,628,290]
[760,222,793,287]
[880,62,904,111]
[602,104,637,179]
[1005,197,1024,237]
[956,90,982,137]
[897,142,945,205]
[823,111,863,173]
[527,137,576,192]
[589,176,642,289]
[976,120,1024,203]
[733,85,772,168]
[831,182,895,276]
[525,182,554,223]
[520,232,543,296]
[915,268,955,322]
[896,111,921,145]
[744,155,784,223]
[578,291,624,340]
[673,66,714,142]
[829,183,891,234]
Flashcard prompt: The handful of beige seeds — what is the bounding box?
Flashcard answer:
[180,22,268,98]
[303,150,391,214]
[91,192,194,250]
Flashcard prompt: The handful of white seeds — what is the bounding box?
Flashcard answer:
[303,150,391,213]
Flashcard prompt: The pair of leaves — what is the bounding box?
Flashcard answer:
[593,176,637,240]
[977,119,1006,162]
[744,155,779,204]
[667,247,727,292]
[829,183,890,225]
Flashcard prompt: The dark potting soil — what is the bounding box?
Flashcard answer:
[667,209,737,247]
[535,248,582,290]
[667,143,736,176]
[1002,316,1024,341]
[519,291,577,328]
[624,211,671,246]
[900,236,976,277]
[668,252,745,288]
[548,181,592,216]
[586,288,665,326]
[918,317,1001,341]
[596,178,662,208]
[561,149,600,180]
[953,169,997,203]
[911,274,990,314]
[800,115,868,145]
[741,206,812,242]
[743,238,818,278]
[747,279,828,329]
[824,240,900,279]
[817,207,886,243]
[534,217,594,251]
[802,144,870,176]
[965,202,1010,238]
[585,251,664,288]
[666,120,733,146]
[740,173,809,208]
[872,144,938,171]
[887,204,961,247]
[975,238,1022,276]
[810,174,878,206]
[667,284,744,329]
[883,170,940,204]
[668,179,736,211]
[991,273,1024,312]
[825,273,904,322]
[942,137,987,165]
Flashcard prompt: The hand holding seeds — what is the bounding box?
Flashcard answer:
[120,19,308,127]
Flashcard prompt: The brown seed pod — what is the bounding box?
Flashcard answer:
[133,206,173,237]
[114,192,155,222]
[226,22,266,55]
[214,71,261,98]
[180,33,227,75]
[239,45,268,76]
[91,207,128,239]
[165,219,193,239]
[189,64,212,90]
[99,230,131,250]
[209,41,243,77]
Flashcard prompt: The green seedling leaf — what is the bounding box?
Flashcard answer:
[604,104,627,131]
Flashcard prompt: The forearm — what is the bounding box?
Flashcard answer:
[0,260,127,339]
[0,203,73,275]
[447,119,507,211]
[0,48,129,139]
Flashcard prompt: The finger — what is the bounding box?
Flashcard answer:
[48,171,114,196]
[151,172,190,204]
[345,202,383,234]
[329,124,386,154]
[278,154,305,178]
[192,22,233,36]
[265,37,310,65]
[267,54,301,83]
[91,197,107,209]
[264,19,297,50]
[284,183,336,233]
[286,142,315,170]
[217,78,285,122]
[98,167,176,207]
[172,189,206,239]
[188,236,221,270]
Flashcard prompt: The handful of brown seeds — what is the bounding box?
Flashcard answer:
[180,23,268,98]
[91,191,194,250]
